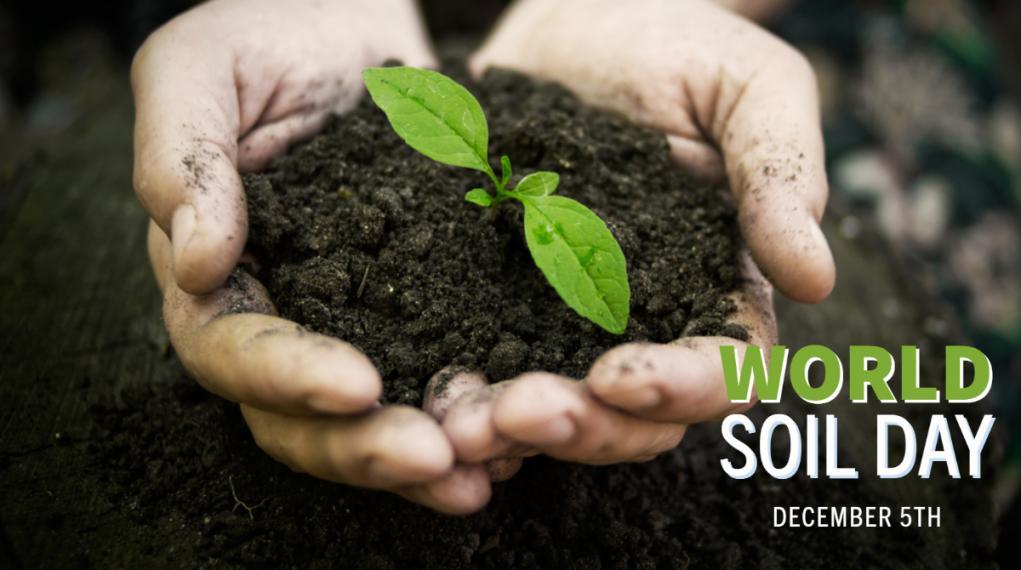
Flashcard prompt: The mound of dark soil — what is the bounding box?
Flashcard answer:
[244,65,745,404]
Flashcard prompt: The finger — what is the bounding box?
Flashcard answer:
[492,373,686,465]
[587,340,757,423]
[396,464,492,515]
[425,370,528,482]
[423,368,488,422]
[243,404,453,488]
[164,290,383,415]
[719,46,835,303]
[152,226,381,415]
[132,26,246,294]
[441,382,536,463]
[588,250,775,422]
[170,312,384,415]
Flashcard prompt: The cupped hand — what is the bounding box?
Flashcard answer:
[135,0,492,514]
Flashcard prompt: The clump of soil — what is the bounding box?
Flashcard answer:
[244,65,745,405]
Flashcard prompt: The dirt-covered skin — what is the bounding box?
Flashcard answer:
[244,65,746,405]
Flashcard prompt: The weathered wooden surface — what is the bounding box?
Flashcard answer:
[0,34,997,568]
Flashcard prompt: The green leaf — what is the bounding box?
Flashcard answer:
[464,188,493,207]
[500,155,512,187]
[519,195,630,334]
[363,67,491,174]
[515,171,560,197]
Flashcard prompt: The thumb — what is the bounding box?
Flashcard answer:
[132,28,246,295]
[719,48,835,303]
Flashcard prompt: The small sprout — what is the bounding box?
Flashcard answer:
[363,66,631,334]
[464,188,493,207]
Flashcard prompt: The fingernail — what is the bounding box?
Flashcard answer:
[171,204,197,264]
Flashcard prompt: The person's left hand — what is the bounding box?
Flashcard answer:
[133,0,498,515]
[435,0,827,475]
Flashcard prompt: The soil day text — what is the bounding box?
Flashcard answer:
[718,345,995,480]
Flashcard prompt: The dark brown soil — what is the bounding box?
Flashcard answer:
[243,64,745,405]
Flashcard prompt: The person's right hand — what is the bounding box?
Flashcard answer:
[436,0,832,482]
[133,0,492,514]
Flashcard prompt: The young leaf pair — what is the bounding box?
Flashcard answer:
[363,66,630,335]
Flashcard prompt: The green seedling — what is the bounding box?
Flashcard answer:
[363,66,630,334]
